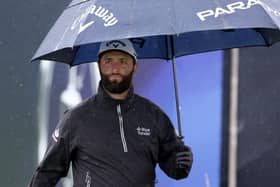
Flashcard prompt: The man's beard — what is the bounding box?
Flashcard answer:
[100,71,134,94]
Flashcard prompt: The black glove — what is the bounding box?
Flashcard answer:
[176,146,193,175]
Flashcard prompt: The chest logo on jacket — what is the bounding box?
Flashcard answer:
[136,127,151,136]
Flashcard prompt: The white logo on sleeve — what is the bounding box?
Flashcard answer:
[52,128,60,142]
[136,127,151,136]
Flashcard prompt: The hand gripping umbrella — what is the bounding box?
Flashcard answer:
[31,0,280,138]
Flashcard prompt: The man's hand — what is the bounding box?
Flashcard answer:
[176,147,193,172]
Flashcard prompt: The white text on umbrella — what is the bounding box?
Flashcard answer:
[196,0,279,21]
[71,4,118,34]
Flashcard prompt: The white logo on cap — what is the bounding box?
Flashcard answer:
[98,39,137,61]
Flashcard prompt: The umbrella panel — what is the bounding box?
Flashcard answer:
[33,28,280,66]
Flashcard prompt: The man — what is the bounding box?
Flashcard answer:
[29,39,193,187]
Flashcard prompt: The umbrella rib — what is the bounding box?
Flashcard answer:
[67,0,90,9]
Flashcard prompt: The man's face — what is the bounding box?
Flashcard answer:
[99,50,137,94]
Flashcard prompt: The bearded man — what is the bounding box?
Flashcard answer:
[29,39,193,187]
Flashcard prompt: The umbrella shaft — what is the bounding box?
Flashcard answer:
[170,36,183,139]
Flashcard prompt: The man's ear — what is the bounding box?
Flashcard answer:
[133,63,138,75]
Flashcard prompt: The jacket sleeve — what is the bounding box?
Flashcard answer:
[157,113,192,180]
[28,111,77,187]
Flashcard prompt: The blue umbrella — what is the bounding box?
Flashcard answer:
[31,0,280,137]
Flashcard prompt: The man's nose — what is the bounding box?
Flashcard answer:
[111,61,121,72]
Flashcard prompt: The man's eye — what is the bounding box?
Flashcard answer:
[120,59,128,64]
[104,59,112,64]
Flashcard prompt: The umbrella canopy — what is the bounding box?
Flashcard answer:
[31,0,280,65]
[31,0,280,138]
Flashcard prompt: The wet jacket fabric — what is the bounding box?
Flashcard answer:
[29,85,190,187]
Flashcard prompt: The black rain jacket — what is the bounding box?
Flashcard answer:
[29,85,191,187]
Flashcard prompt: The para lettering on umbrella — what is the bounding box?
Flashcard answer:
[197,0,272,21]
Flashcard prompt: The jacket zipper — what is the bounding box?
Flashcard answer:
[117,104,128,152]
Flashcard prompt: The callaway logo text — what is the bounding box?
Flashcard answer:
[71,4,118,34]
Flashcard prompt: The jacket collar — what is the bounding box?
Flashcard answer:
[95,81,135,111]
